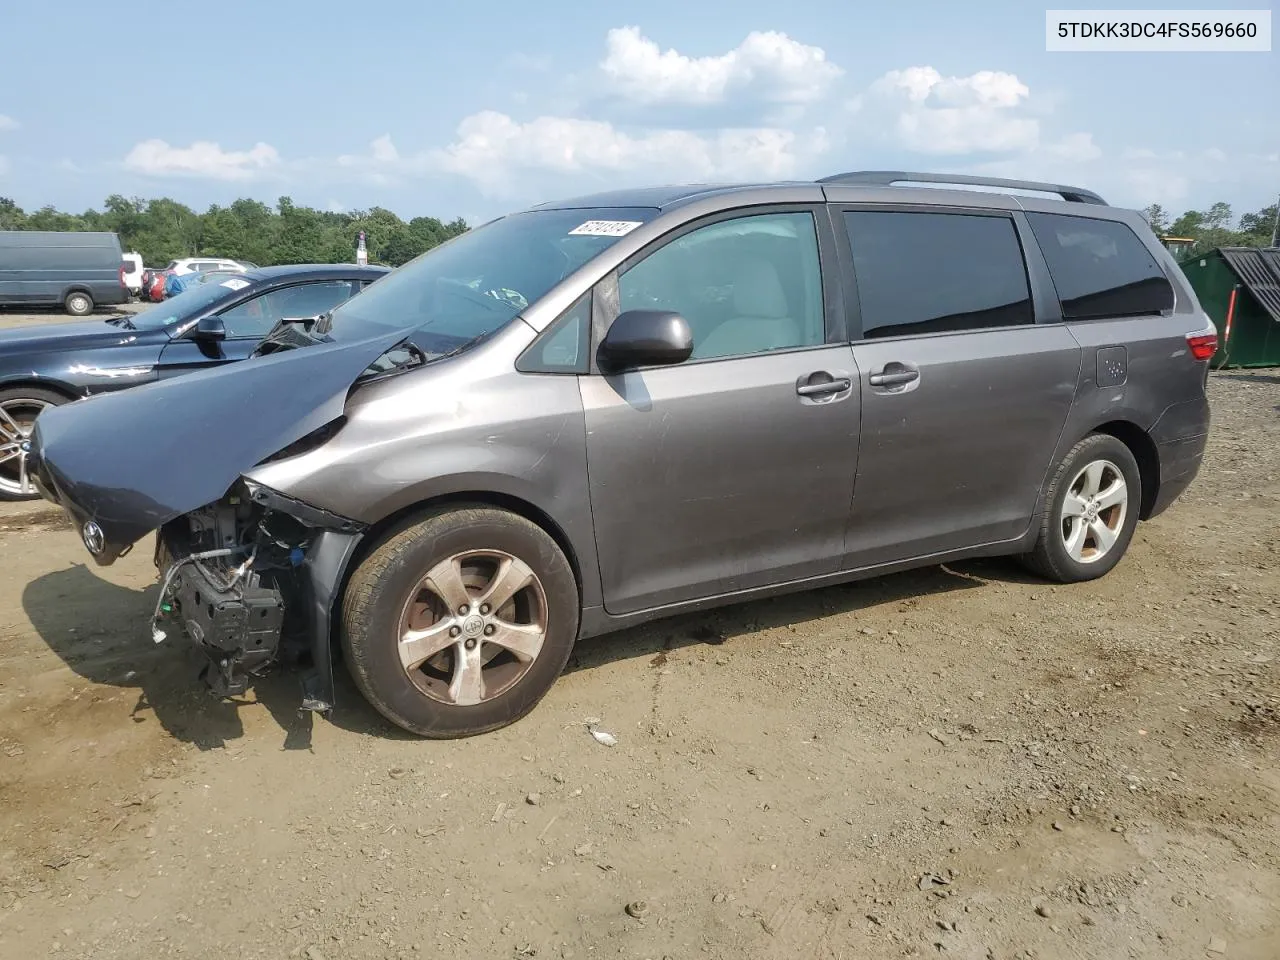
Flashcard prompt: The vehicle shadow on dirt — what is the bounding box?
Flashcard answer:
[22,563,325,752]
[565,558,1032,676]
[22,557,1037,749]
[1215,372,1280,385]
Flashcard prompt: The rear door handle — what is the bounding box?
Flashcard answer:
[868,366,920,387]
[796,377,852,397]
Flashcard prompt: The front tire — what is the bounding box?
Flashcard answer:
[1022,433,1142,583]
[341,506,580,738]
[64,291,93,316]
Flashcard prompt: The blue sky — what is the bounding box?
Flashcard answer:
[0,0,1276,224]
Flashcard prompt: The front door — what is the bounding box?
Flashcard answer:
[581,208,861,616]
[837,207,1081,569]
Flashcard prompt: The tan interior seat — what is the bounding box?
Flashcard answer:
[694,258,802,359]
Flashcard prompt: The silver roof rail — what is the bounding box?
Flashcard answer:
[817,170,1108,206]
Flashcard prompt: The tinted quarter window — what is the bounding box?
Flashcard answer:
[1026,212,1174,320]
[618,211,825,361]
[516,293,589,374]
[844,211,1033,339]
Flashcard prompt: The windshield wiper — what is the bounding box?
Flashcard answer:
[357,342,426,382]
[104,315,136,329]
[436,329,494,361]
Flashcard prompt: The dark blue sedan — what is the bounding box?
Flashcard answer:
[0,263,389,499]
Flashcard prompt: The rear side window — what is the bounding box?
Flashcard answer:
[844,211,1033,339]
[1026,212,1174,320]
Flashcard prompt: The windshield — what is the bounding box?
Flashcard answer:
[325,206,658,350]
[129,275,251,330]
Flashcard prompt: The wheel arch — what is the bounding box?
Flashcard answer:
[344,490,586,616]
[1089,419,1160,519]
[0,378,81,402]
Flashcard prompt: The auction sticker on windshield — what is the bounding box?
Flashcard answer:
[221,278,250,290]
[568,220,644,237]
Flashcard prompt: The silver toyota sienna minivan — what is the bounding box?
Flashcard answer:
[29,171,1216,738]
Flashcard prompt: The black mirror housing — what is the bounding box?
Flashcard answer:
[598,310,693,372]
[193,315,227,341]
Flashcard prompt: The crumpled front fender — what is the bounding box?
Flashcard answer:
[29,327,409,564]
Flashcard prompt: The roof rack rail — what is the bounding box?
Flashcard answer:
[817,171,1108,206]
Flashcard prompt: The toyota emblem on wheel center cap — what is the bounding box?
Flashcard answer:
[81,521,105,556]
[461,614,485,638]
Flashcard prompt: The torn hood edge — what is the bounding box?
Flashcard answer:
[30,326,412,564]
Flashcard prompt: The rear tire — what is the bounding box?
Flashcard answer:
[341,506,579,738]
[0,386,68,501]
[1022,433,1142,583]
[64,291,93,316]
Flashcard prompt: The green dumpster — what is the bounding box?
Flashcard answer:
[1177,247,1280,368]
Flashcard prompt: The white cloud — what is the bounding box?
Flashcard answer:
[368,134,399,163]
[336,135,420,187]
[601,26,841,105]
[0,114,17,131]
[57,158,83,173]
[327,200,346,213]
[429,110,827,195]
[1043,132,1102,163]
[1112,148,1277,208]
[869,67,1038,154]
[123,139,281,180]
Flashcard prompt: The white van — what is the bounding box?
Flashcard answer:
[121,251,144,295]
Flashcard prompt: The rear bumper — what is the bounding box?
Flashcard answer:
[1146,396,1210,519]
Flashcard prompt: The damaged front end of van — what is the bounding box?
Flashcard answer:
[26,325,416,712]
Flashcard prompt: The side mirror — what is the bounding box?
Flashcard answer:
[193,315,226,341]
[598,310,693,372]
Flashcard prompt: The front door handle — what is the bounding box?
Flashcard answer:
[868,364,920,388]
[796,376,852,397]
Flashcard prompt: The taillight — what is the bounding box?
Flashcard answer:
[1186,331,1218,362]
[118,263,128,287]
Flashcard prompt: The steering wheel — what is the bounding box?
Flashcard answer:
[436,278,516,316]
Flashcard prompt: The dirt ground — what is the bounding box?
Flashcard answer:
[1,308,1277,960]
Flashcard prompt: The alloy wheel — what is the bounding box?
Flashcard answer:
[0,399,52,498]
[396,550,548,705]
[1059,459,1128,563]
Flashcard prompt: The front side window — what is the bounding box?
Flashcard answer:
[845,211,1034,339]
[326,206,658,354]
[218,280,358,339]
[617,211,825,361]
[1026,212,1174,320]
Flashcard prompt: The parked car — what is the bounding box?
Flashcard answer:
[28,172,1216,739]
[0,230,131,316]
[0,263,388,499]
[141,268,168,302]
[165,257,250,277]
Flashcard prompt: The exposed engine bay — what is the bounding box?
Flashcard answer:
[152,482,342,701]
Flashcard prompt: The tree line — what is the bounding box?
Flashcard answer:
[0,195,469,268]
[1143,200,1278,253]
[0,193,1274,269]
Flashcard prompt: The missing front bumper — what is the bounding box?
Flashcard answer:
[153,535,286,698]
